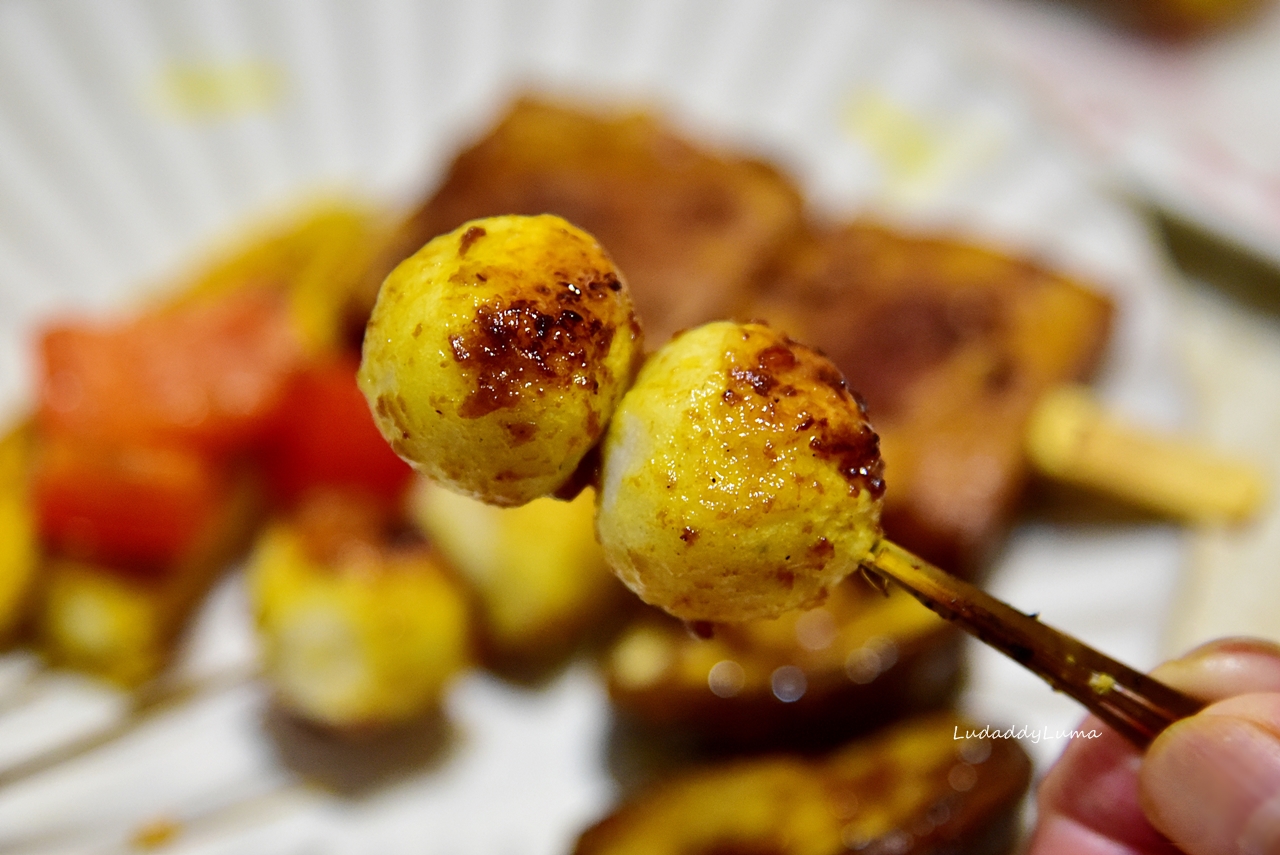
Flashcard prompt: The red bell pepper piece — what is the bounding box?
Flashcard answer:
[32,434,226,573]
[38,289,304,453]
[261,356,413,509]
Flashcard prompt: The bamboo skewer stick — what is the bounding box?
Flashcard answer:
[864,538,1205,748]
[1027,385,1267,524]
[0,665,258,791]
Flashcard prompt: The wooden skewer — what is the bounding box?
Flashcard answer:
[1026,385,1267,524]
[864,538,1204,749]
[0,665,258,790]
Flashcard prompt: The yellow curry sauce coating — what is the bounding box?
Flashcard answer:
[596,321,886,622]
[359,215,642,506]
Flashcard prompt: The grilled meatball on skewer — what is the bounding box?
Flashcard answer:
[597,321,883,622]
[359,214,642,507]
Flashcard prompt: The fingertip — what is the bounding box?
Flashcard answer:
[1035,718,1174,853]
[1142,695,1280,855]
[1027,813,1155,855]
[1152,638,1280,702]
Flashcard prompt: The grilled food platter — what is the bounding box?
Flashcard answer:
[0,1,1198,852]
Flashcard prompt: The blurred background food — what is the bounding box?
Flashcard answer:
[575,712,1033,855]
[747,222,1114,577]
[1066,0,1266,38]
[412,482,630,679]
[368,98,806,346]
[0,0,1278,853]
[249,490,469,730]
[604,580,961,754]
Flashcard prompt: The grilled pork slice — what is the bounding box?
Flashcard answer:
[748,222,1112,578]
[365,97,806,344]
[605,579,960,751]
[575,711,1033,855]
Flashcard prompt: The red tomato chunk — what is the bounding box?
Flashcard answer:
[38,289,304,452]
[32,435,226,573]
[262,356,413,509]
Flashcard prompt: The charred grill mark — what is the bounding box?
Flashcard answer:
[730,365,777,397]
[588,271,624,298]
[375,393,416,458]
[814,366,849,398]
[809,424,886,499]
[757,344,797,373]
[458,225,487,255]
[375,393,413,440]
[720,333,885,498]
[552,270,624,303]
[728,342,801,398]
[449,285,619,418]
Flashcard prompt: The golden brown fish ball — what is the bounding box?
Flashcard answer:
[359,215,642,506]
[596,321,885,623]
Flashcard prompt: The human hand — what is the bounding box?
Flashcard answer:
[1029,638,1280,855]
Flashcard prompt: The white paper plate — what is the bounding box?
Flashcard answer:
[949,0,1280,271]
[0,1,1186,852]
